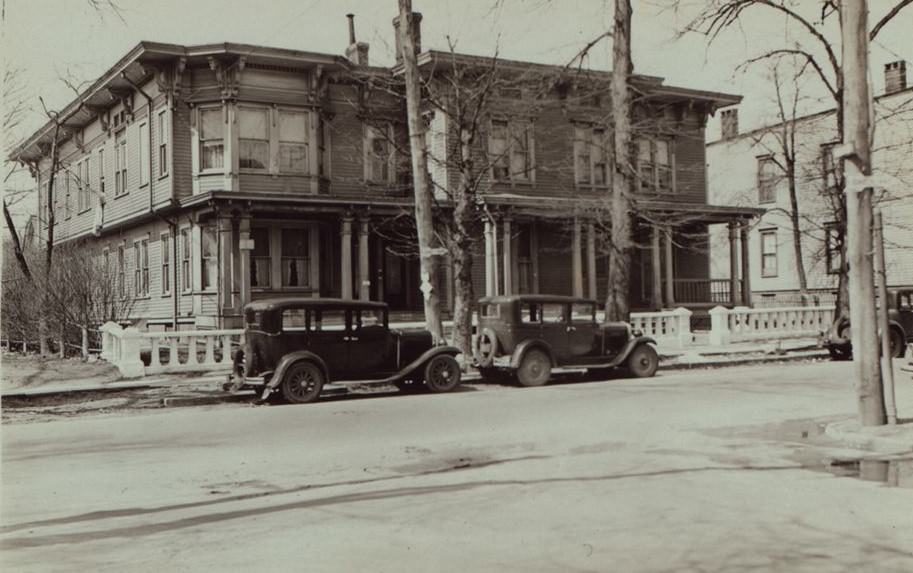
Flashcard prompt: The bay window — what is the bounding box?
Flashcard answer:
[200,108,224,170]
[238,107,269,170]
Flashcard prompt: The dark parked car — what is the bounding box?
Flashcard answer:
[472,295,659,386]
[823,288,913,360]
[228,298,462,403]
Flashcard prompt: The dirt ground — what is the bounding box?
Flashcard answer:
[0,351,120,393]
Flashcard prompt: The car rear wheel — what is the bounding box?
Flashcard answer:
[516,349,551,387]
[280,362,324,404]
[889,329,905,358]
[424,355,462,393]
[626,344,659,378]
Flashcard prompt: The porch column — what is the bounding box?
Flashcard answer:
[664,225,675,306]
[502,217,513,295]
[238,214,252,310]
[740,222,752,306]
[586,221,597,299]
[651,225,663,310]
[218,216,233,312]
[728,222,741,305]
[340,215,353,299]
[484,217,496,296]
[572,218,583,297]
[358,216,370,300]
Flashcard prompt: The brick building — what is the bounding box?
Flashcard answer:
[9,14,758,329]
[707,61,913,306]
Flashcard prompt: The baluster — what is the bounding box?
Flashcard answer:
[221,335,233,365]
[150,338,162,368]
[203,335,215,365]
[169,336,180,365]
[186,336,198,365]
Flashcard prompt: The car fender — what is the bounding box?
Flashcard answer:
[397,345,462,379]
[888,319,906,339]
[509,339,555,369]
[266,351,330,390]
[611,336,657,366]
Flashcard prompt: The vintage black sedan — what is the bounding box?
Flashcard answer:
[228,298,462,403]
[822,288,913,360]
[473,295,659,386]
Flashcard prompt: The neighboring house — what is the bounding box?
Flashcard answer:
[707,61,913,307]
[9,12,758,330]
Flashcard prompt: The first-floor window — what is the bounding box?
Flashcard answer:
[181,228,191,292]
[134,238,149,297]
[161,233,171,295]
[117,244,126,298]
[251,227,271,288]
[825,222,842,275]
[281,228,310,288]
[761,229,778,278]
[201,227,218,290]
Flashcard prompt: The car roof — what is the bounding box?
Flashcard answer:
[478,294,599,305]
[244,297,390,312]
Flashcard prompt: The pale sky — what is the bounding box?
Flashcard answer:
[2,0,911,219]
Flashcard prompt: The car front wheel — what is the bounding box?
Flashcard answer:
[626,344,659,378]
[516,349,551,387]
[889,329,905,358]
[280,361,325,404]
[424,354,462,393]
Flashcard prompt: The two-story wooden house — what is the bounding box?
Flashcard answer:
[9,14,760,330]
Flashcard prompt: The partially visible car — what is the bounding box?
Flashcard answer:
[472,294,658,386]
[227,298,461,403]
[821,288,913,360]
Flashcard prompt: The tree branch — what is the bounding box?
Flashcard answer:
[870,0,913,40]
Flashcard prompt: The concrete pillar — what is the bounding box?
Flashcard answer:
[651,225,663,310]
[340,216,353,299]
[586,221,597,299]
[664,225,675,307]
[358,217,370,300]
[572,218,583,297]
[502,217,513,295]
[238,214,252,310]
[728,222,741,305]
[740,222,752,307]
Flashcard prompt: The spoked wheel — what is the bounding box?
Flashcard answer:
[626,344,659,378]
[280,362,324,404]
[516,349,551,387]
[888,329,905,359]
[424,355,462,393]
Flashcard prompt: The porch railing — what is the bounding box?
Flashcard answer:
[100,322,243,378]
[667,278,738,304]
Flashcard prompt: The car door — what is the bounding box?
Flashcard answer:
[540,302,570,364]
[567,302,599,363]
[348,308,392,378]
[308,307,353,380]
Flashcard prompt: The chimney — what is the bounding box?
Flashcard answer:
[720,108,739,140]
[392,11,422,63]
[884,60,907,94]
[344,13,370,66]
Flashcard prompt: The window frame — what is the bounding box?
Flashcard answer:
[757,155,778,204]
[201,226,218,292]
[365,123,395,184]
[250,227,272,290]
[237,105,271,172]
[199,106,225,172]
[98,147,106,197]
[158,108,169,178]
[117,243,126,299]
[180,227,192,294]
[139,120,150,187]
[760,229,778,278]
[280,227,311,289]
[133,237,150,298]
[574,124,608,187]
[114,128,128,197]
[277,108,310,174]
[636,138,674,193]
[489,118,535,184]
[824,222,842,275]
[160,231,172,296]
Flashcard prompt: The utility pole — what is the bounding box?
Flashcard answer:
[396,0,445,344]
[874,210,897,424]
[838,0,885,426]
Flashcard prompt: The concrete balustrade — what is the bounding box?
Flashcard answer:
[709,305,835,346]
[100,322,243,378]
[628,307,693,349]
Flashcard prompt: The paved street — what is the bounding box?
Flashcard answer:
[2,360,912,572]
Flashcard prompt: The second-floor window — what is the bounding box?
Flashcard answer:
[365,124,394,183]
[637,139,672,193]
[114,130,127,196]
[77,158,90,212]
[279,111,308,173]
[200,108,224,170]
[761,229,778,278]
[139,121,150,186]
[574,125,607,186]
[490,119,532,182]
[158,109,169,177]
[134,238,149,297]
[63,170,71,219]
[757,156,777,204]
[98,148,106,196]
[239,107,270,170]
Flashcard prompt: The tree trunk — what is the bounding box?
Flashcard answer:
[605,0,634,321]
[785,159,808,301]
[841,0,885,426]
[449,127,479,361]
[397,0,445,344]
[2,200,33,281]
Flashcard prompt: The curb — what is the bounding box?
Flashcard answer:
[659,349,829,371]
[824,419,913,454]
